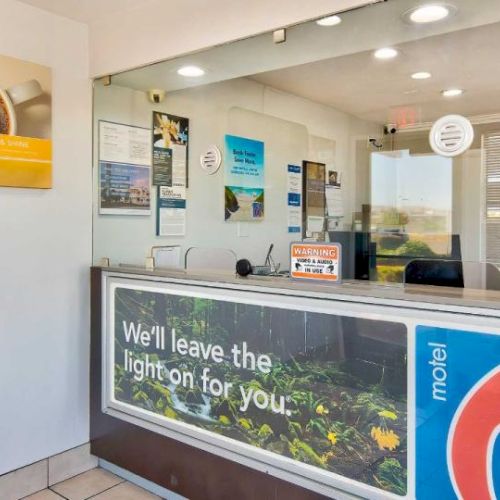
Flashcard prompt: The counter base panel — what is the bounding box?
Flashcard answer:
[90,268,329,500]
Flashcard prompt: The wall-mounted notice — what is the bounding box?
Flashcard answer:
[224,134,264,222]
[326,169,344,218]
[0,54,52,188]
[153,112,189,187]
[152,147,172,186]
[106,280,407,498]
[99,121,151,166]
[287,164,302,233]
[99,121,152,215]
[156,185,186,236]
[99,162,151,215]
[290,242,341,282]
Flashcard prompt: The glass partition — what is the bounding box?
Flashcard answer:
[93,0,500,291]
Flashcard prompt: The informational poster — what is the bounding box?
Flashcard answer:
[153,112,189,188]
[416,325,500,499]
[99,121,152,215]
[156,185,186,236]
[224,135,264,222]
[152,147,172,186]
[290,242,341,282]
[0,54,52,188]
[106,281,408,498]
[287,164,302,233]
[99,121,151,166]
[99,163,151,215]
[326,169,344,217]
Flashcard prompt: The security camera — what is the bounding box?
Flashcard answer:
[384,124,398,135]
[147,89,166,104]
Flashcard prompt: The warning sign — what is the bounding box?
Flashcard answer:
[290,242,341,283]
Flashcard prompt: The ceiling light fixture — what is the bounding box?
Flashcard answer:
[405,4,453,24]
[411,71,432,80]
[177,65,205,77]
[374,48,398,60]
[442,88,463,97]
[316,15,342,26]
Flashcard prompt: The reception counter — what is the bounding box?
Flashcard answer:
[90,266,500,500]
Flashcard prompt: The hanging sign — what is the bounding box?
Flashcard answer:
[290,242,341,282]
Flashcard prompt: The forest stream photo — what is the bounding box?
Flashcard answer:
[112,286,408,496]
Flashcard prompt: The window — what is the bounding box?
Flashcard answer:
[484,132,500,263]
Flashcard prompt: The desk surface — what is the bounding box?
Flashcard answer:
[97,266,500,317]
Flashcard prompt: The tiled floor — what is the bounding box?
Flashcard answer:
[22,468,162,500]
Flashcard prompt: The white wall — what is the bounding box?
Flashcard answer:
[0,0,91,475]
[88,0,378,77]
[93,78,380,267]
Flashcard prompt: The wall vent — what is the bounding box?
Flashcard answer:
[200,145,221,174]
[429,114,474,157]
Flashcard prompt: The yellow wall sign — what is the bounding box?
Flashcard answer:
[0,53,52,189]
[0,135,52,188]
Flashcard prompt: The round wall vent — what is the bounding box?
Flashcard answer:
[200,145,222,174]
[429,115,474,157]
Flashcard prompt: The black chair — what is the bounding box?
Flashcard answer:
[404,259,464,288]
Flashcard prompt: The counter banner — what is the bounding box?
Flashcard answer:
[416,325,500,499]
[108,283,408,498]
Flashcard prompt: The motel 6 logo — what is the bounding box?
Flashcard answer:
[416,326,500,499]
[447,366,500,500]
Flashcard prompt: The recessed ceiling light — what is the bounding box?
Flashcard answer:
[411,71,432,80]
[374,48,398,60]
[407,4,451,24]
[177,65,205,77]
[442,88,463,97]
[316,15,342,26]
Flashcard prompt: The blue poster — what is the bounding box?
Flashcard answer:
[416,325,500,499]
[224,135,264,221]
[287,164,302,233]
[99,161,151,215]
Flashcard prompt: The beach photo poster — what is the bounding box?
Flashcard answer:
[224,135,264,222]
[0,53,52,188]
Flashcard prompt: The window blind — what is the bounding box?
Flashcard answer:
[484,132,500,262]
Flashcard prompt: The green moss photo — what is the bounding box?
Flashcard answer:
[113,288,408,496]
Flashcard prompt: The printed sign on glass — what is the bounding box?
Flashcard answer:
[290,242,341,282]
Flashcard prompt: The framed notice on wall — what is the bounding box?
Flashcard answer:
[98,121,152,215]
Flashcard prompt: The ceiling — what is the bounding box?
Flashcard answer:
[252,22,500,125]
[110,0,500,126]
[17,0,156,24]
